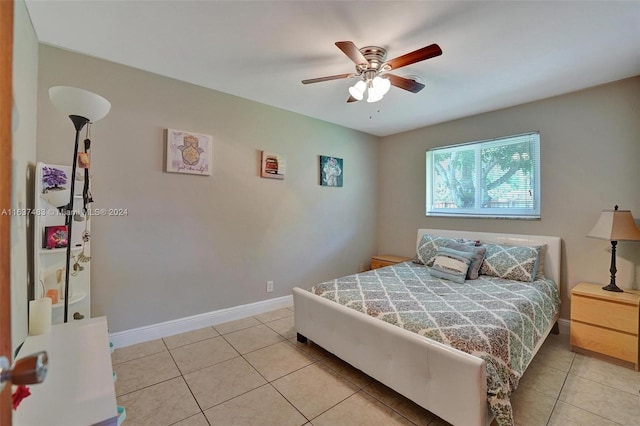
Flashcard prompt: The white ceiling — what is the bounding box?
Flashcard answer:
[25,1,640,137]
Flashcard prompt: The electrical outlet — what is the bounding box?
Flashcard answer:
[266,280,274,292]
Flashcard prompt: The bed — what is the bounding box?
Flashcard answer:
[293,229,561,426]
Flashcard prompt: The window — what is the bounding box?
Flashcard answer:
[426,132,540,219]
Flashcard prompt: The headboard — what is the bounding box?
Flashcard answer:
[416,229,562,287]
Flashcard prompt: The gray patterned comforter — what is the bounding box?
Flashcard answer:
[308,261,560,426]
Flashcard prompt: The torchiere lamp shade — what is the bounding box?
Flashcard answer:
[48,86,111,122]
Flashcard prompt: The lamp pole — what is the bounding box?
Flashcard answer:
[602,240,621,292]
[63,115,90,322]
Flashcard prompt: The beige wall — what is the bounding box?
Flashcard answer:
[30,43,640,331]
[11,0,38,351]
[378,76,640,319]
[36,46,379,332]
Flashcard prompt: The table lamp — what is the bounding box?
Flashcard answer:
[587,205,640,292]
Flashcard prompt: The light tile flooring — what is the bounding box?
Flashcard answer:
[112,306,640,426]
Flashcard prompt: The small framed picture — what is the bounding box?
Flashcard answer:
[320,155,343,187]
[44,225,68,249]
[261,151,286,180]
[166,128,213,176]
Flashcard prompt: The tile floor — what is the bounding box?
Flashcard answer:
[112,306,640,426]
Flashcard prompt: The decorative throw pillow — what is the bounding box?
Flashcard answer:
[413,234,461,266]
[440,240,486,280]
[535,244,547,279]
[430,247,474,284]
[479,244,542,282]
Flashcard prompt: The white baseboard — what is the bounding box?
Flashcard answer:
[109,295,293,348]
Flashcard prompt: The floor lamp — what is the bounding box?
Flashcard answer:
[587,205,640,292]
[48,86,110,322]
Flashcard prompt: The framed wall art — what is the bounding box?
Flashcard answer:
[320,155,343,187]
[260,151,286,180]
[166,128,213,176]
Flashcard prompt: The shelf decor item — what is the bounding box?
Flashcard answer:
[48,86,110,322]
[587,205,640,292]
[44,225,68,249]
[28,298,52,336]
[41,166,70,209]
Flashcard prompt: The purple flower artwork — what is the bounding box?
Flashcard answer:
[42,166,68,192]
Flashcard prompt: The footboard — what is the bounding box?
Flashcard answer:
[293,287,491,426]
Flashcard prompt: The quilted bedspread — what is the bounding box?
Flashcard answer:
[308,261,560,426]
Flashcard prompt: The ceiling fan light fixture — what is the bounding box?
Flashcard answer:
[348,80,367,101]
[372,76,391,96]
[365,76,389,103]
[304,41,442,103]
[366,86,384,103]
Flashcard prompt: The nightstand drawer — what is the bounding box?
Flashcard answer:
[571,296,639,335]
[570,321,638,363]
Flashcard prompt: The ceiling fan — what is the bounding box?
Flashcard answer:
[302,41,442,103]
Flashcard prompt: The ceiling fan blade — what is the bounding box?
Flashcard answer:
[386,74,426,93]
[385,44,442,70]
[302,73,355,84]
[347,95,359,103]
[335,41,369,66]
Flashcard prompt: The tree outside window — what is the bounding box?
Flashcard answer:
[426,133,540,218]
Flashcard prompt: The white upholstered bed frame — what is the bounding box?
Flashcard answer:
[293,229,561,426]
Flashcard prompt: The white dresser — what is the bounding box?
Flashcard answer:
[13,317,118,426]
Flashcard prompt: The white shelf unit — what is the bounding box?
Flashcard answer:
[34,162,91,324]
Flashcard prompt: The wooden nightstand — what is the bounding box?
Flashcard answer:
[371,255,412,270]
[570,282,640,370]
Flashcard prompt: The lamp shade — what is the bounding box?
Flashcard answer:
[348,81,366,101]
[587,208,640,241]
[48,86,111,122]
[367,87,384,103]
[372,76,391,96]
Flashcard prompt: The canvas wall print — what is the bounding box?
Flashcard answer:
[261,151,286,180]
[320,156,343,187]
[166,128,213,175]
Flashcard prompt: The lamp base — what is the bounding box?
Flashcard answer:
[602,283,624,292]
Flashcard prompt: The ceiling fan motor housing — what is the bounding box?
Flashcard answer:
[357,46,392,75]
